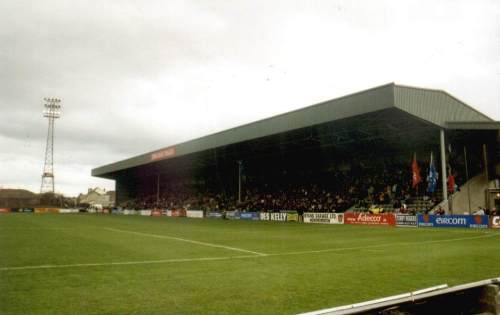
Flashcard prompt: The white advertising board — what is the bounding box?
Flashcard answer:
[303,212,344,224]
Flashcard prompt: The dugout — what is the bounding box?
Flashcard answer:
[92,83,500,208]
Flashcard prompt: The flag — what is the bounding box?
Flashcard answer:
[427,152,438,193]
[447,173,455,193]
[412,153,421,189]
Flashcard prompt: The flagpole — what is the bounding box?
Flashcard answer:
[464,146,472,214]
[156,173,160,206]
[483,144,489,180]
[237,160,242,204]
[439,129,448,211]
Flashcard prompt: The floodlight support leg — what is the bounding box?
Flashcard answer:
[440,129,448,210]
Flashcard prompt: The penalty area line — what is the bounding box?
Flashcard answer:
[103,227,267,256]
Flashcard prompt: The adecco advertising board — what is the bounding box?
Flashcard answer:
[170,209,186,217]
[396,214,417,227]
[34,208,59,214]
[303,213,344,224]
[417,215,488,228]
[0,208,11,213]
[491,216,500,228]
[344,213,395,226]
[150,209,162,217]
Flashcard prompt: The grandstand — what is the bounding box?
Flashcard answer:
[92,83,500,214]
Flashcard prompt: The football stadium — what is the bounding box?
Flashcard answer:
[2,83,500,314]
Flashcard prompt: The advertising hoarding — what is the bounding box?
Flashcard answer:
[303,212,344,224]
[344,213,395,226]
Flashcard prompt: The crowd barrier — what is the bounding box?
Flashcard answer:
[4,208,500,229]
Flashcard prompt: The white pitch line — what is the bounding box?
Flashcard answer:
[0,255,257,271]
[1,232,497,272]
[104,227,267,256]
[264,232,499,257]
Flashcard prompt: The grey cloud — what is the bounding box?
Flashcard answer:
[1,0,499,196]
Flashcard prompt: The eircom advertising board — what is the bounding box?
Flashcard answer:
[489,216,500,229]
[417,215,488,228]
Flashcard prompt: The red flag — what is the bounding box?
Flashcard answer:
[412,153,421,188]
[447,174,455,193]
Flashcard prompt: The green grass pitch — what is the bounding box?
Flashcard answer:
[1,214,499,314]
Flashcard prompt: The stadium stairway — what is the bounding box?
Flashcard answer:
[434,173,491,214]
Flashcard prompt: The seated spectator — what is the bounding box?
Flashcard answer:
[473,207,485,215]
[435,206,445,215]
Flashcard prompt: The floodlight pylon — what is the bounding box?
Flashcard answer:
[40,98,61,194]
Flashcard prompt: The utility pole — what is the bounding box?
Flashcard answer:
[40,98,61,194]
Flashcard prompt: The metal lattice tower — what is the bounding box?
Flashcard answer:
[40,98,61,194]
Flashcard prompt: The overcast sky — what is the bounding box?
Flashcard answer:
[1,0,499,197]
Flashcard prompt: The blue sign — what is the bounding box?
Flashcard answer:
[238,212,260,221]
[225,211,238,219]
[207,212,223,219]
[417,215,488,228]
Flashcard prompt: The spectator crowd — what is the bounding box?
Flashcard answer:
[119,161,458,214]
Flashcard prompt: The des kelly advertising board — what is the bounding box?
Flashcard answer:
[260,212,287,221]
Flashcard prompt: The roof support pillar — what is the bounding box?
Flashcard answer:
[237,160,242,204]
[440,129,448,209]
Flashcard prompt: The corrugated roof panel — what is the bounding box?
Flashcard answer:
[394,85,492,127]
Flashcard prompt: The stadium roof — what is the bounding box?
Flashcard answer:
[92,83,496,178]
